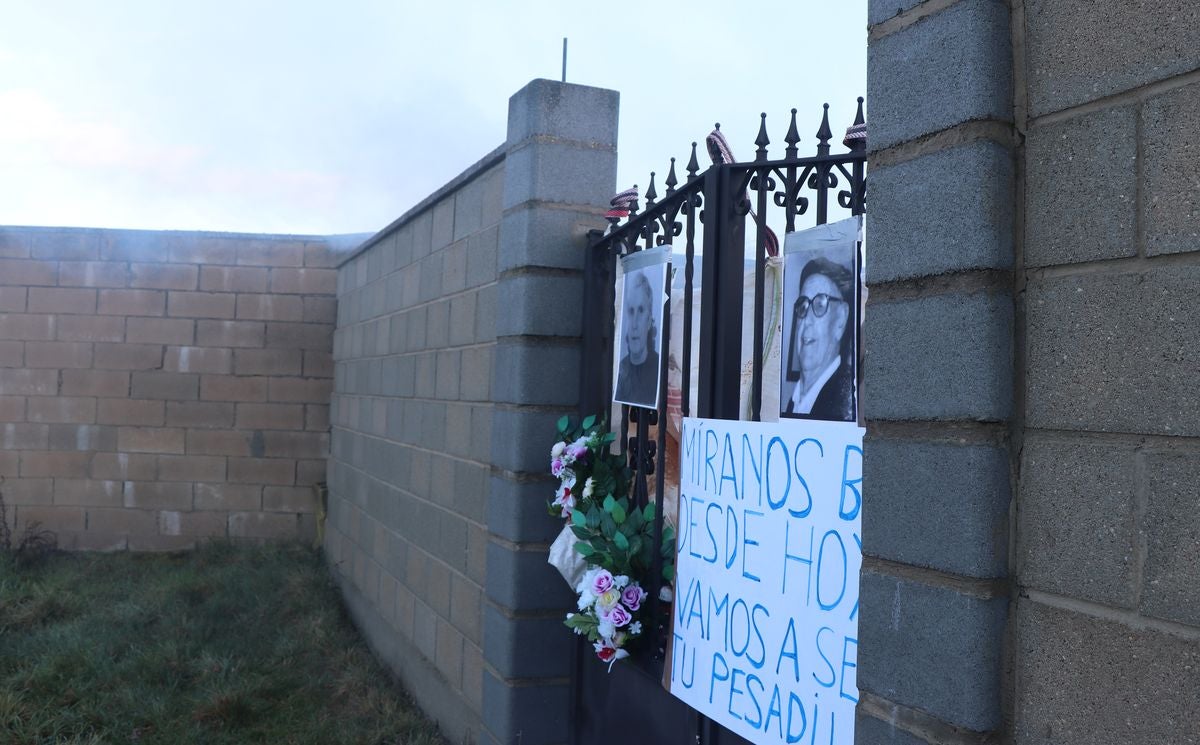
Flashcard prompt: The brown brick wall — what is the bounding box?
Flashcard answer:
[0,227,352,551]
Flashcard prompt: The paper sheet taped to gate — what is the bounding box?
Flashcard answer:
[670,417,863,745]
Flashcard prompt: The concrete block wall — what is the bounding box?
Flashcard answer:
[864,0,1200,742]
[324,78,617,745]
[0,227,341,550]
[325,149,503,744]
[1012,2,1200,742]
[860,0,1016,741]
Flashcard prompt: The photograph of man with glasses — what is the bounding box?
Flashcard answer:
[780,219,859,422]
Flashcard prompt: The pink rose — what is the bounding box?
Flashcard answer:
[551,458,564,477]
[590,569,614,596]
[621,584,646,611]
[606,604,632,628]
[567,443,588,462]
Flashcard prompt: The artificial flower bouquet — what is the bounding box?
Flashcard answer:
[549,414,675,670]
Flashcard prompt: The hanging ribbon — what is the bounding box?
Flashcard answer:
[705,128,780,257]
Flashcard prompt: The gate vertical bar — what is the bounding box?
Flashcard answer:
[698,164,744,421]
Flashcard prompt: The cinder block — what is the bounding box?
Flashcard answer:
[86,507,157,535]
[90,452,157,481]
[0,258,57,286]
[27,396,96,424]
[159,509,228,538]
[268,377,332,403]
[0,287,26,312]
[0,396,24,421]
[262,485,316,512]
[97,230,160,262]
[30,231,100,261]
[302,296,337,324]
[126,533,196,551]
[269,267,338,295]
[486,475,561,546]
[163,346,232,374]
[262,431,328,459]
[97,398,162,426]
[228,510,299,538]
[1025,267,1200,436]
[867,0,1012,150]
[53,479,123,507]
[1024,0,1200,117]
[864,437,1010,578]
[502,141,619,212]
[93,343,163,371]
[866,291,1012,421]
[15,505,84,532]
[25,341,93,369]
[0,313,56,340]
[868,0,923,25]
[0,341,20,367]
[130,263,195,290]
[4,477,54,505]
[194,482,262,511]
[233,348,302,376]
[482,671,570,745]
[118,426,186,454]
[199,375,268,402]
[122,480,192,511]
[484,540,575,612]
[1014,600,1200,743]
[158,454,226,482]
[449,572,483,645]
[1025,106,1137,266]
[1017,435,1136,606]
[236,402,304,430]
[228,457,295,485]
[460,347,493,402]
[165,401,235,429]
[126,317,195,345]
[302,349,333,378]
[489,405,572,475]
[482,604,573,679]
[491,340,580,407]
[265,321,331,350]
[506,79,620,151]
[196,320,264,348]
[858,569,1006,731]
[1143,81,1200,257]
[0,369,57,395]
[167,291,236,319]
[47,423,116,452]
[131,372,199,401]
[55,315,126,343]
[28,287,97,314]
[868,142,1014,282]
[235,293,304,321]
[435,617,465,687]
[61,369,129,398]
[0,230,31,259]
[1142,451,1200,626]
[466,225,499,288]
[200,265,269,293]
[236,240,305,268]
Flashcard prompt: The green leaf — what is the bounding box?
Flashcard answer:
[586,508,602,531]
[574,541,595,557]
[582,414,596,430]
[611,503,626,524]
[601,514,616,538]
[613,531,628,550]
[663,564,676,582]
[643,503,656,521]
[603,495,617,514]
[571,509,587,528]
[571,525,591,541]
[557,415,570,432]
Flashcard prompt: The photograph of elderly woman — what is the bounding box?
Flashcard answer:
[613,250,668,409]
[780,217,861,422]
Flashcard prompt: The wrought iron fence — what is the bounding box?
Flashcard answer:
[580,99,868,681]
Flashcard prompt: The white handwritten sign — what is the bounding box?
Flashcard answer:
[670,417,864,745]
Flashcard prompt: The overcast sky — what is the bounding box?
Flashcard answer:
[0,1,865,237]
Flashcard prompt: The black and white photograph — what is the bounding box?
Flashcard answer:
[780,216,861,422]
[613,245,669,410]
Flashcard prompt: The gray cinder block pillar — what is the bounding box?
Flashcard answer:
[858,0,1015,742]
[482,79,618,745]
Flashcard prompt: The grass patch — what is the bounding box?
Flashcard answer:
[0,542,446,745]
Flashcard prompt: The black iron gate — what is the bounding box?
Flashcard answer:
[574,100,867,745]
